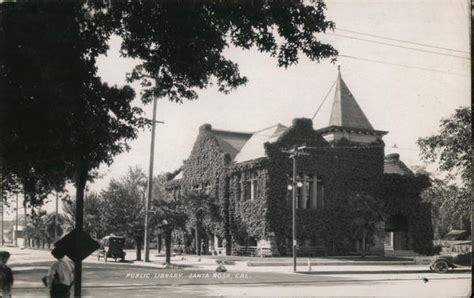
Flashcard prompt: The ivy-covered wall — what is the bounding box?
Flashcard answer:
[228,160,269,246]
[263,118,386,255]
[376,174,434,255]
[172,124,231,250]
[165,118,434,256]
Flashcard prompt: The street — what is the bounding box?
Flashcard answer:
[6,248,471,297]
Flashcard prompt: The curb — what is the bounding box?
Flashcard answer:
[297,268,472,275]
[246,261,417,267]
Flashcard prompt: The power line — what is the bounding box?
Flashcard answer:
[311,78,337,121]
[335,28,470,54]
[391,145,419,151]
[328,32,470,60]
[339,54,469,77]
[280,144,386,151]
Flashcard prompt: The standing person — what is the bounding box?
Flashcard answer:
[0,251,13,298]
[46,248,74,298]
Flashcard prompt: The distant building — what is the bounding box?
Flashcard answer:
[166,70,433,256]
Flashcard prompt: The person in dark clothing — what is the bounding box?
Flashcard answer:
[0,251,13,298]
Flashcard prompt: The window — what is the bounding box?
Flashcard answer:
[289,175,324,209]
[288,175,304,208]
[316,178,324,209]
[239,177,245,201]
[305,175,314,209]
[297,178,303,208]
[204,183,211,195]
[242,172,258,201]
[217,236,223,248]
[250,178,258,201]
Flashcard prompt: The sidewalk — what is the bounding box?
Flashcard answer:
[3,246,463,275]
[127,253,443,275]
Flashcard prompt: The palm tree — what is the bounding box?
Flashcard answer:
[25,209,47,248]
[184,191,208,256]
[151,196,187,264]
[44,212,66,247]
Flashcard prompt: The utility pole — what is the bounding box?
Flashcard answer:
[144,96,164,262]
[283,145,309,273]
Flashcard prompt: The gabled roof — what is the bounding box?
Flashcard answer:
[211,129,252,160]
[384,153,414,176]
[233,124,288,163]
[328,68,374,130]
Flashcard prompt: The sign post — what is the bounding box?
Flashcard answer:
[54,229,100,263]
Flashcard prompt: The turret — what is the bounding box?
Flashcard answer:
[316,66,387,145]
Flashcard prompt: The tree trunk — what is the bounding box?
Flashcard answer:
[223,178,232,256]
[73,161,88,298]
[225,232,232,256]
[195,220,201,256]
[164,228,172,264]
[136,238,142,261]
[361,231,366,258]
[157,234,162,254]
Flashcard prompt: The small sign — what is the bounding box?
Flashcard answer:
[54,229,99,262]
[293,240,297,246]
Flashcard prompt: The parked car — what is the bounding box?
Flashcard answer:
[429,251,471,273]
[97,235,126,262]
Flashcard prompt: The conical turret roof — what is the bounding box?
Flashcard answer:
[328,67,374,130]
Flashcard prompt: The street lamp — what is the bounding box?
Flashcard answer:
[283,145,309,273]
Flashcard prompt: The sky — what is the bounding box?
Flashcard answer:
[7,0,470,219]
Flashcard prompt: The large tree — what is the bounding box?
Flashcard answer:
[101,167,147,260]
[417,107,471,184]
[348,192,384,258]
[417,106,471,231]
[151,195,187,264]
[109,0,338,103]
[183,191,222,256]
[1,1,337,295]
[0,3,146,295]
[420,177,468,238]
[63,191,106,239]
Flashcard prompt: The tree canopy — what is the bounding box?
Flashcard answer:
[417,106,471,184]
[100,167,147,239]
[0,0,337,208]
[0,2,338,289]
[417,106,471,234]
[107,0,338,103]
[0,2,146,207]
[63,191,106,238]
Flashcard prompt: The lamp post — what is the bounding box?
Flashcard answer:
[284,145,308,273]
